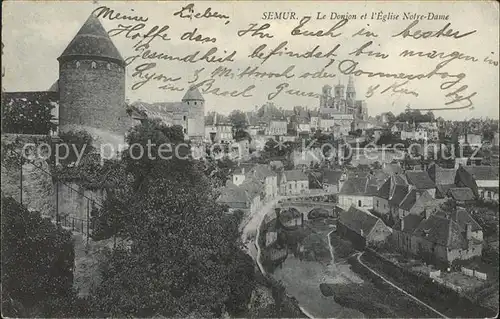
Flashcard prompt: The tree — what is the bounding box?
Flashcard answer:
[1,93,57,134]
[89,119,256,317]
[228,110,248,131]
[54,130,95,166]
[1,195,79,317]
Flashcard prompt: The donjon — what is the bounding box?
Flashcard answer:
[57,14,129,135]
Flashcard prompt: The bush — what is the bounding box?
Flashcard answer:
[1,194,78,317]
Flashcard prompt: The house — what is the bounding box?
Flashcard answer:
[390,122,409,134]
[455,165,499,199]
[337,206,392,249]
[373,178,391,216]
[397,188,437,219]
[405,170,436,198]
[249,164,278,199]
[217,183,250,211]
[373,174,408,216]
[321,169,345,193]
[319,118,335,132]
[418,122,439,140]
[447,187,476,205]
[240,177,264,215]
[392,208,483,265]
[427,163,457,198]
[279,170,310,195]
[266,120,288,136]
[338,176,379,210]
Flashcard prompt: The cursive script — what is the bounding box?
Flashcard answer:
[291,16,348,37]
[393,20,477,40]
[173,3,230,24]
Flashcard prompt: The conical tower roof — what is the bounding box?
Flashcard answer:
[58,14,124,65]
[182,87,205,101]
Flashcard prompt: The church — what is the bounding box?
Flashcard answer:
[3,13,205,146]
[319,76,368,121]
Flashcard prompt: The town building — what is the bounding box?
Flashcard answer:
[392,208,483,265]
[266,120,288,136]
[337,206,392,249]
[279,170,310,195]
[338,176,379,210]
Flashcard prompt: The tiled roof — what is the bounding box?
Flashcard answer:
[436,208,482,232]
[463,166,499,181]
[376,179,391,199]
[283,170,308,182]
[427,164,457,185]
[389,184,410,206]
[251,164,277,179]
[182,87,205,101]
[59,14,124,65]
[399,189,434,212]
[405,170,436,189]
[218,184,248,206]
[130,101,187,115]
[382,163,403,175]
[339,206,380,237]
[447,188,476,201]
[413,215,466,249]
[393,214,424,232]
[322,169,343,185]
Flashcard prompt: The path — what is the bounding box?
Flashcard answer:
[355,251,448,319]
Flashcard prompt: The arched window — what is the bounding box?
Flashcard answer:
[91,61,97,69]
[195,101,197,105]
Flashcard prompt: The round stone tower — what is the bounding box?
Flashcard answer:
[182,87,205,142]
[57,14,128,135]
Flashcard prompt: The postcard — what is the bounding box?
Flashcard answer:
[1,1,499,318]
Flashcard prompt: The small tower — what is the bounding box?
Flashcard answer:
[334,80,345,99]
[182,87,205,141]
[320,85,332,109]
[346,75,356,101]
[57,14,128,135]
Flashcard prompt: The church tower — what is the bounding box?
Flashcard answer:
[334,81,345,99]
[182,87,205,141]
[346,75,356,101]
[57,14,128,135]
[320,85,332,109]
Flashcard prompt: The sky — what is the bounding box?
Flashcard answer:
[2,0,499,120]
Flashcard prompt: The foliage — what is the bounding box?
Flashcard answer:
[54,130,95,166]
[202,156,237,189]
[1,194,79,317]
[396,110,435,124]
[229,109,248,130]
[234,128,251,142]
[89,119,256,317]
[1,94,57,134]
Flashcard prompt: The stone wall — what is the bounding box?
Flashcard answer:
[1,134,55,216]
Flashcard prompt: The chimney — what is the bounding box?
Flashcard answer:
[466,223,472,240]
[400,217,405,231]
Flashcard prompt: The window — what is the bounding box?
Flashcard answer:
[183,116,186,121]
[107,63,111,70]
[358,200,362,207]
[91,61,97,69]
[195,102,197,105]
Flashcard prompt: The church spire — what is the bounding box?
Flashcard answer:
[346,75,356,100]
